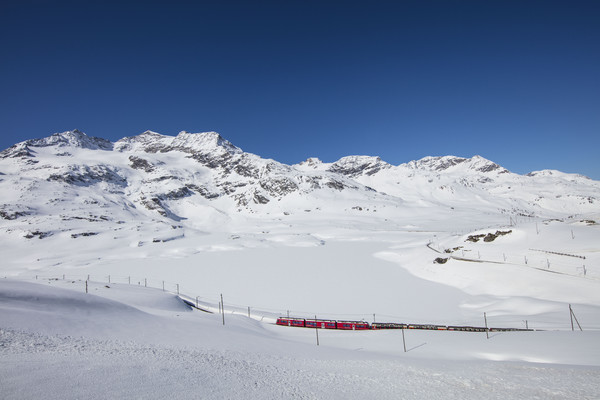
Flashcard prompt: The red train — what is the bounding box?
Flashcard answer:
[276,317,533,333]
[277,317,370,330]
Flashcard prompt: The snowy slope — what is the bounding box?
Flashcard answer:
[2,279,599,400]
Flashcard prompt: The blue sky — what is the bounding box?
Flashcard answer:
[1,1,599,178]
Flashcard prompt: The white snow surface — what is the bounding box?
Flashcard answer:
[2,278,599,400]
[1,130,600,398]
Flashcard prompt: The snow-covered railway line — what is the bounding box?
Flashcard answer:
[177,294,535,334]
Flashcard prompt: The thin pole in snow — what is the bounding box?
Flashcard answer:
[162,281,164,291]
[221,294,225,326]
[569,304,582,331]
[402,328,407,352]
[144,278,147,287]
[484,312,489,339]
[570,304,574,331]
[108,275,110,284]
[315,315,319,346]
[248,307,251,318]
[176,284,179,295]
[373,313,376,323]
[85,280,88,294]
[128,276,131,285]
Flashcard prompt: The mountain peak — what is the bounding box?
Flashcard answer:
[466,155,508,173]
[408,156,467,171]
[172,131,241,155]
[296,157,323,169]
[25,130,114,151]
[408,155,508,174]
[527,169,590,180]
[329,155,391,177]
[114,131,171,152]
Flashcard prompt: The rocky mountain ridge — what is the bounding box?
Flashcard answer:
[1,130,598,242]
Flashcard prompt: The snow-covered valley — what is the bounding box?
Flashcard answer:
[1,130,599,398]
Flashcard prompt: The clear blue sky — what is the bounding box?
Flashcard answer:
[1,1,599,178]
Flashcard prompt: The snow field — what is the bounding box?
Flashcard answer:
[2,279,600,400]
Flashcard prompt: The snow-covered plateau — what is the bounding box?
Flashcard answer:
[1,130,599,399]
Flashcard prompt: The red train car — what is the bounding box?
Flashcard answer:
[305,319,337,329]
[276,317,305,327]
[336,320,370,330]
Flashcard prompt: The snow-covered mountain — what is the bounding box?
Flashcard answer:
[3,130,600,399]
[0,129,598,243]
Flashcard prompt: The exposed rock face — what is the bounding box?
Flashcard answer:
[0,206,31,220]
[406,155,508,174]
[129,156,155,172]
[0,142,35,159]
[407,156,465,171]
[47,165,127,187]
[328,156,391,177]
[298,157,323,169]
[466,230,512,243]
